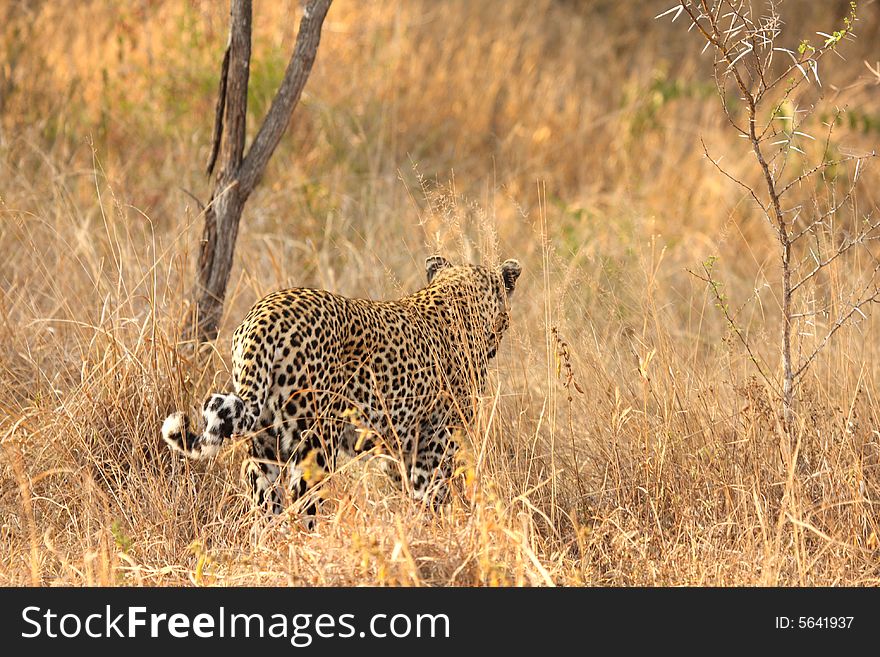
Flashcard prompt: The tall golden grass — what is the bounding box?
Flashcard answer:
[2,0,880,585]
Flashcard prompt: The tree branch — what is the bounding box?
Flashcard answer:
[238,0,332,199]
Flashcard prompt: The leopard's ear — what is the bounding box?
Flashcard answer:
[500,259,522,295]
[426,255,451,283]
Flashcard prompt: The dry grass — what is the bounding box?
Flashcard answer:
[2,0,880,586]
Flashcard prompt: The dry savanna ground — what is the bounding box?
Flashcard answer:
[2,0,880,586]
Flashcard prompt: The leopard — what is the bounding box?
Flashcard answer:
[161,256,521,523]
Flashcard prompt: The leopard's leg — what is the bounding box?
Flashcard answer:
[245,425,284,515]
[379,458,404,488]
[411,426,456,507]
[377,430,412,491]
[279,423,332,529]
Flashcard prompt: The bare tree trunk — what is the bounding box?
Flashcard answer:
[196,0,250,340]
[194,0,332,341]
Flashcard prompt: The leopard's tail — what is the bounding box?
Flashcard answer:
[161,393,256,460]
[163,310,275,460]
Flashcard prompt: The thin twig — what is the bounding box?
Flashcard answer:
[791,216,880,294]
[700,138,769,217]
[794,262,880,380]
[688,264,780,395]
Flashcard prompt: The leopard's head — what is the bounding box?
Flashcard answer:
[425,256,521,360]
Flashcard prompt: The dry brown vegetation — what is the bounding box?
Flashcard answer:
[2,0,880,586]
